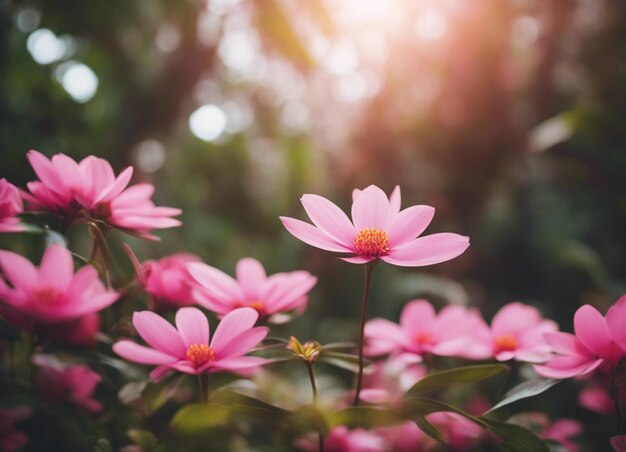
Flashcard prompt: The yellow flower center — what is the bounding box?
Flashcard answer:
[494,334,517,353]
[248,301,265,313]
[413,331,435,346]
[185,344,215,367]
[32,287,61,306]
[354,228,390,257]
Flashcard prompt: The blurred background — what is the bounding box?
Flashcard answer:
[1,0,625,448]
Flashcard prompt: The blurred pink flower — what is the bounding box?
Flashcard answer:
[297,426,385,452]
[23,150,181,239]
[612,435,626,452]
[0,179,24,233]
[0,244,119,325]
[141,253,201,309]
[360,354,426,405]
[471,302,559,363]
[42,313,101,348]
[377,422,423,452]
[425,412,483,450]
[511,412,582,452]
[113,307,268,381]
[280,185,469,266]
[187,257,317,322]
[534,298,626,379]
[0,407,31,452]
[33,355,103,414]
[579,384,615,415]
[364,299,488,360]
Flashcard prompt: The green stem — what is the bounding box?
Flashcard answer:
[198,373,209,403]
[352,261,377,406]
[305,362,324,452]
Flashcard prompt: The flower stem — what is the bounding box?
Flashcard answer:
[198,374,209,403]
[305,362,324,452]
[353,260,377,406]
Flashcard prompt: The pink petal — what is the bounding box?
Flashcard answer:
[387,205,435,247]
[280,217,353,253]
[56,291,119,321]
[175,307,209,347]
[110,184,154,209]
[95,166,134,203]
[544,332,588,356]
[80,156,116,191]
[0,249,38,290]
[607,295,626,352]
[236,258,266,299]
[113,340,177,365]
[149,365,173,382]
[491,303,542,336]
[27,150,67,195]
[340,256,375,264]
[216,327,268,358]
[352,189,362,202]
[301,194,356,244]
[383,233,469,267]
[187,262,244,301]
[50,154,82,189]
[351,185,390,230]
[262,272,317,312]
[133,311,186,356]
[574,305,613,356]
[359,389,391,404]
[210,356,267,372]
[190,288,231,315]
[38,244,73,290]
[210,307,258,352]
[534,357,603,379]
[611,435,626,452]
[400,299,436,334]
[389,185,401,217]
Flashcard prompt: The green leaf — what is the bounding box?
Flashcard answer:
[487,378,561,413]
[171,404,231,434]
[405,364,508,396]
[320,351,374,374]
[211,390,292,419]
[118,381,148,405]
[127,429,158,449]
[329,406,405,429]
[293,404,330,436]
[411,415,445,444]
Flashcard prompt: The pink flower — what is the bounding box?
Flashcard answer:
[33,355,103,414]
[0,244,119,325]
[23,150,181,239]
[579,384,615,415]
[0,179,24,233]
[471,302,559,363]
[187,257,317,322]
[141,253,201,309]
[612,435,626,452]
[364,299,488,360]
[41,313,101,348]
[113,307,268,381]
[534,297,626,379]
[511,412,582,452]
[425,412,484,450]
[377,422,424,452]
[0,407,31,452]
[280,185,469,266]
[296,426,385,452]
[360,355,426,405]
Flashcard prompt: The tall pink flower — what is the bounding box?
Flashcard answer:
[280,185,469,266]
[534,298,626,379]
[141,253,201,309]
[364,299,488,360]
[0,179,24,233]
[0,244,119,325]
[470,302,559,363]
[33,355,103,414]
[113,307,268,381]
[187,257,317,322]
[23,150,181,239]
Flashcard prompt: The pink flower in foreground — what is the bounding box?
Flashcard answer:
[33,355,103,414]
[280,185,469,266]
[297,426,385,452]
[364,299,488,360]
[471,302,559,363]
[534,297,626,379]
[0,407,31,452]
[141,253,201,309]
[187,257,317,322]
[23,150,181,239]
[0,244,119,325]
[113,307,268,381]
[0,179,24,233]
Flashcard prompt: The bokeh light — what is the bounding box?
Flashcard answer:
[189,104,227,142]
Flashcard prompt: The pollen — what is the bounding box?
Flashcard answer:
[494,334,518,353]
[185,344,215,367]
[249,301,265,313]
[354,228,390,257]
[31,287,61,306]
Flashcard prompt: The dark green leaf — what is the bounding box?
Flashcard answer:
[479,416,550,452]
[411,415,445,444]
[329,406,405,429]
[405,364,508,396]
[487,378,561,413]
[171,404,231,434]
[211,390,292,419]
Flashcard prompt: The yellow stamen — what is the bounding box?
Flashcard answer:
[354,228,390,257]
[186,344,215,367]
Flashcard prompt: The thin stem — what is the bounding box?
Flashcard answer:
[198,374,209,403]
[305,362,324,452]
[352,261,377,406]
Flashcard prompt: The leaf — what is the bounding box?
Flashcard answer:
[118,381,148,405]
[171,404,231,434]
[127,429,158,449]
[44,227,67,248]
[402,397,548,452]
[211,390,292,419]
[405,364,508,396]
[293,404,330,436]
[329,406,405,429]
[411,415,445,444]
[320,351,374,374]
[487,378,561,413]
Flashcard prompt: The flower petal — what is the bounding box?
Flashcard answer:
[387,205,435,247]
[95,166,134,204]
[573,305,613,356]
[607,295,626,352]
[399,299,436,334]
[388,185,401,216]
[351,185,390,230]
[339,256,375,264]
[27,150,67,196]
[216,327,268,359]
[236,258,266,299]
[175,307,209,348]
[300,194,355,244]
[187,262,244,301]
[0,250,38,291]
[534,357,603,379]
[210,307,258,352]
[383,233,469,267]
[38,244,74,290]
[280,217,352,253]
[113,340,177,365]
[133,311,186,356]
